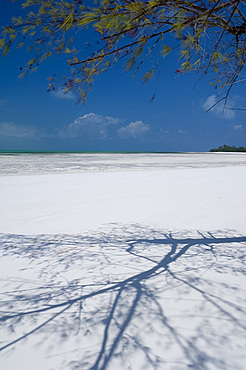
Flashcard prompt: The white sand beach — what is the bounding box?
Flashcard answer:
[0,153,246,369]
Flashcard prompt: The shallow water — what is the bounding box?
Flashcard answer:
[0,152,246,176]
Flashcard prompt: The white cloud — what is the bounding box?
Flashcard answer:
[50,88,75,100]
[117,120,150,138]
[59,113,119,139]
[0,122,39,139]
[177,129,188,135]
[202,95,235,119]
[234,124,243,131]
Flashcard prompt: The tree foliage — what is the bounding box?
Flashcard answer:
[210,144,246,152]
[1,0,246,102]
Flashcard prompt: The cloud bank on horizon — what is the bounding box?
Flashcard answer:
[0,113,151,146]
[0,122,40,139]
[117,120,150,138]
[58,113,150,140]
[59,113,120,140]
[0,106,244,151]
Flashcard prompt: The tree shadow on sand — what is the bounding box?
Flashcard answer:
[0,224,246,370]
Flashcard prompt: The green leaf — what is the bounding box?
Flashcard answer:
[19,71,26,78]
[141,68,155,83]
[161,45,172,58]
[0,39,6,48]
[124,57,135,70]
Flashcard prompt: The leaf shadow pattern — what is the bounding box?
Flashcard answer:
[0,224,246,370]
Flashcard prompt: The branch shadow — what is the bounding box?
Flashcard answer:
[0,224,246,369]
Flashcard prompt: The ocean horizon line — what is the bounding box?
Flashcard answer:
[0,150,204,155]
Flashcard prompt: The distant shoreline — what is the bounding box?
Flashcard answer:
[1,150,245,155]
[0,150,190,155]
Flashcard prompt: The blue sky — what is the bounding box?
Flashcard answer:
[0,1,245,152]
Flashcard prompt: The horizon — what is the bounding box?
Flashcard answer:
[0,149,199,154]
